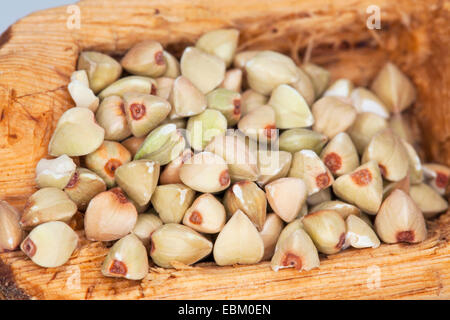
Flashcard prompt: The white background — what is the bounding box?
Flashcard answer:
[0,0,75,33]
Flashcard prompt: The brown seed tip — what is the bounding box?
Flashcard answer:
[65,171,79,189]
[189,211,203,225]
[281,253,302,270]
[316,172,330,188]
[264,124,276,138]
[219,170,230,186]
[351,168,372,186]
[151,84,157,95]
[104,159,122,177]
[109,259,128,276]
[130,103,146,120]
[155,51,165,65]
[110,188,129,204]
[233,99,241,115]
[324,152,342,173]
[336,233,346,249]
[436,172,448,188]
[396,230,415,243]
[379,164,387,177]
[22,238,36,258]
[119,102,126,115]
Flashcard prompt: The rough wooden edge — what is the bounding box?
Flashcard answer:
[0,210,448,300]
[0,0,449,300]
[0,260,30,300]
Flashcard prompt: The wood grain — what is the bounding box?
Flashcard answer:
[0,0,449,299]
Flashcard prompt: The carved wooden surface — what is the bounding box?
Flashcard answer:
[0,0,449,299]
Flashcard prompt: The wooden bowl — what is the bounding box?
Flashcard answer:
[0,0,449,299]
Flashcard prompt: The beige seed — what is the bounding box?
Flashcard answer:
[162,51,181,78]
[245,51,299,95]
[206,134,259,182]
[21,221,78,268]
[179,151,230,193]
[423,163,450,196]
[98,76,157,100]
[70,70,89,87]
[362,129,409,182]
[240,89,268,117]
[223,180,267,231]
[312,96,357,139]
[375,189,427,244]
[268,84,314,129]
[344,215,380,249]
[260,213,284,261]
[219,68,243,92]
[265,178,307,223]
[233,50,260,69]
[0,201,23,252]
[183,193,226,234]
[257,150,292,187]
[320,132,359,177]
[302,210,347,255]
[123,92,171,138]
[275,219,304,248]
[35,155,77,189]
[196,29,240,67]
[389,113,416,144]
[68,78,99,112]
[383,175,410,201]
[155,77,174,100]
[115,160,160,207]
[302,63,330,98]
[169,76,207,119]
[150,223,213,268]
[290,67,315,106]
[77,51,122,93]
[84,188,138,241]
[186,109,228,151]
[213,210,264,266]
[63,168,106,211]
[350,87,389,118]
[288,150,334,195]
[121,136,145,158]
[306,188,331,206]
[370,62,416,113]
[347,112,388,155]
[121,40,167,77]
[95,95,132,141]
[48,107,105,157]
[180,46,226,94]
[132,212,163,249]
[206,88,242,126]
[332,161,383,215]
[134,124,186,165]
[159,149,193,185]
[151,184,196,224]
[21,188,77,230]
[271,228,320,272]
[102,234,149,280]
[409,183,448,219]
[237,105,277,142]
[323,78,354,99]
[279,128,328,154]
[401,139,423,184]
[310,200,361,220]
[84,141,131,188]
